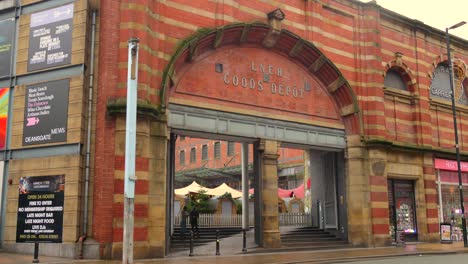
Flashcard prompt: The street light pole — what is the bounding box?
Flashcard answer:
[446,21,467,247]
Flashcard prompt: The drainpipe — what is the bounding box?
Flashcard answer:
[78,9,97,259]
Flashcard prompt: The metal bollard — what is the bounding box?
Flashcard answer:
[33,242,39,263]
[189,231,194,257]
[242,229,247,253]
[215,229,220,255]
[33,233,39,263]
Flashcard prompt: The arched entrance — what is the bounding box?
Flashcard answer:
[161,23,361,252]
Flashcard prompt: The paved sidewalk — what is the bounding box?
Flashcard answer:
[2,242,468,264]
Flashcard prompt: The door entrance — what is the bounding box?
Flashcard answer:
[166,132,348,253]
[388,179,418,241]
[308,151,346,237]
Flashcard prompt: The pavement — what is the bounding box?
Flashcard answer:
[2,241,468,264]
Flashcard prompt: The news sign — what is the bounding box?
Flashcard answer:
[23,79,69,145]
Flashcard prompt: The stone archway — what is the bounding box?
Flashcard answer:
[160,23,362,136]
[158,22,363,249]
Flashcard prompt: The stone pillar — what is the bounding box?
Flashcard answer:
[259,139,281,248]
[346,135,372,247]
[241,143,249,230]
[367,147,391,246]
[147,116,169,257]
[421,153,439,242]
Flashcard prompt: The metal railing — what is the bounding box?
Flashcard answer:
[174,213,311,227]
[279,213,312,226]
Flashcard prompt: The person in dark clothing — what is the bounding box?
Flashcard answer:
[180,206,189,239]
[190,206,200,237]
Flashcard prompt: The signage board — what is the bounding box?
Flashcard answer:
[27,4,74,72]
[0,88,9,149]
[440,223,452,244]
[0,18,15,77]
[16,175,65,243]
[435,158,468,172]
[0,162,4,217]
[430,65,467,105]
[174,47,341,126]
[23,79,69,145]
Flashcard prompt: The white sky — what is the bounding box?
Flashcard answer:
[359,0,468,40]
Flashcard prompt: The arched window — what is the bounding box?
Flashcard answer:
[384,68,407,90]
[202,145,208,160]
[190,147,196,163]
[429,63,468,104]
[179,150,185,165]
[214,142,221,159]
[227,142,235,156]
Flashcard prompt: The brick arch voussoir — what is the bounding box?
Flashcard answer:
[429,54,450,78]
[160,23,362,135]
[429,54,467,78]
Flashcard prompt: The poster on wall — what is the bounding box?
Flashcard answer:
[27,4,74,72]
[23,79,69,145]
[16,175,65,243]
[440,223,452,243]
[0,162,4,219]
[0,18,14,77]
[0,88,9,149]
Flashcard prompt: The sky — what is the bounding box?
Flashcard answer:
[359,0,468,40]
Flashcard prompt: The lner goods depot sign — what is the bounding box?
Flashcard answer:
[175,47,340,122]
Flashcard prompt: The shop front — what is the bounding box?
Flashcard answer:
[388,179,418,242]
[435,158,468,241]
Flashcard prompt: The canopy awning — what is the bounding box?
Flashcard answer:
[249,183,304,199]
[174,181,211,196]
[209,183,243,198]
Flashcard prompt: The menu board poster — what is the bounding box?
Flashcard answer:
[23,79,69,146]
[0,88,9,149]
[440,223,452,243]
[16,175,65,243]
[0,18,14,77]
[27,4,74,72]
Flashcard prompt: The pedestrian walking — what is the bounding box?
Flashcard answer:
[190,206,200,237]
[180,206,189,239]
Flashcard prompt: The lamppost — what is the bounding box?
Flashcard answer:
[446,21,467,247]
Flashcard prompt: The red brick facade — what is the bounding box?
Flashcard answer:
[90,0,468,259]
[0,0,450,259]
[4,0,468,259]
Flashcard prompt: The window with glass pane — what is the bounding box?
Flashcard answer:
[180,150,185,165]
[202,145,208,160]
[227,141,235,156]
[214,142,221,159]
[190,147,196,163]
[384,69,407,90]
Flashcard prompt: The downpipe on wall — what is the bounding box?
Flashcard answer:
[78,9,97,259]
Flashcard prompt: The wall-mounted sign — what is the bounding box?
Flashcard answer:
[0,88,9,149]
[16,175,65,243]
[0,18,15,77]
[430,64,467,105]
[440,223,452,243]
[27,4,74,72]
[174,47,341,126]
[23,79,69,145]
[0,162,4,218]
